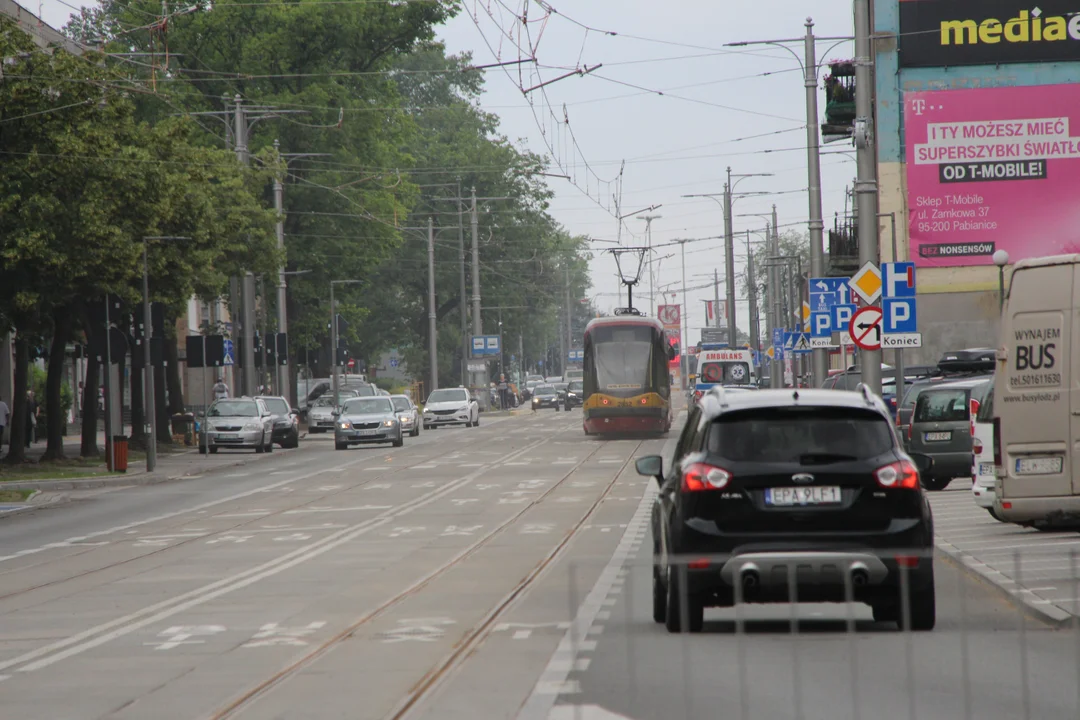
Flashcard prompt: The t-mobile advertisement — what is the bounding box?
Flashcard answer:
[905,84,1080,267]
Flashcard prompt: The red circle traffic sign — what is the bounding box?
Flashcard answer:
[347,358,355,369]
[849,306,883,351]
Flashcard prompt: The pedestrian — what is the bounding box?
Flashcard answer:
[25,390,38,447]
[213,377,229,401]
[497,374,509,410]
[0,394,8,448]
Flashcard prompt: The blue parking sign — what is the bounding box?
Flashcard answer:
[810,311,832,338]
[883,298,917,333]
[831,304,856,332]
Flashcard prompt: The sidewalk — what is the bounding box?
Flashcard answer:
[931,481,1080,625]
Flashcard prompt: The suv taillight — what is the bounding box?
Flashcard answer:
[973,437,983,455]
[906,420,913,442]
[875,460,920,489]
[682,462,731,492]
[969,398,980,437]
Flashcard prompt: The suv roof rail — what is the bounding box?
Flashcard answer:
[853,383,875,406]
[706,384,729,407]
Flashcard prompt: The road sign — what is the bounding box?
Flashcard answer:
[810,310,832,338]
[810,337,833,349]
[223,339,235,366]
[882,262,916,298]
[347,358,355,369]
[471,335,500,356]
[848,262,883,305]
[389,357,399,368]
[657,304,681,326]
[883,297,918,334]
[800,301,811,331]
[882,333,923,348]
[766,346,775,359]
[466,361,486,372]
[849,306,883,351]
[784,332,796,351]
[831,304,856,334]
[567,349,584,362]
[791,333,811,354]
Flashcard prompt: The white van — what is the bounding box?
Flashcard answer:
[971,384,1001,519]
[993,255,1075,527]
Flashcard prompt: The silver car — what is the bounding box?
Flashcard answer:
[200,398,273,454]
[390,394,421,437]
[307,390,362,433]
[334,396,403,450]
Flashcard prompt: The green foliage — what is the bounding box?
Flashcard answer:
[30,365,73,427]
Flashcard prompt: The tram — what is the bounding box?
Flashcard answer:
[581,315,673,436]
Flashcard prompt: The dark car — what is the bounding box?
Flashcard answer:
[256,395,300,448]
[896,350,994,438]
[905,378,992,491]
[530,384,561,411]
[564,380,584,409]
[638,386,936,633]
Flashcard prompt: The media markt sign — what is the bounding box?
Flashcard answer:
[900,1,1080,68]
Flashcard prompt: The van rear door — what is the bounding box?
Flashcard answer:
[998,262,1071,500]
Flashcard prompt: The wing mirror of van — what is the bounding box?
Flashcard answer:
[908,452,934,475]
[635,455,664,487]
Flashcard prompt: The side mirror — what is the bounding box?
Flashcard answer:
[635,455,663,484]
[908,452,934,474]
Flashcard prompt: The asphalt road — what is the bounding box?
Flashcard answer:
[1,406,1076,720]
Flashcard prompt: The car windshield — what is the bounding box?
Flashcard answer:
[568,381,583,393]
[914,388,970,422]
[262,398,290,414]
[347,385,375,397]
[534,385,556,396]
[313,396,337,408]
[699,361,751,385]
[707,407,894,463]
[391,397,411,412]
[526,381,540,389]
[343,398,393,415]
[209,400,259,417]
[527,375,544,382]
[554,383,568,392]
[428,389,468,404]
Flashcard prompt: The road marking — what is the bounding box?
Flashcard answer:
[461,463,485,468]
[365,483,392,490]
[412,481,437,488]
[1,438,550,674]
[442,525,482,536]
[284,505,393,514]
[598,459,623,464]
[224,473,251,478]
[206,534,253,545]
[388,526,426,538]
[365,466,392,471]
[555,496,584,503]
[144,625,226,651]
[504,461,529,466]
[273,533,313,542]
[522,524,555,535]
[215,511,271,518]
[413,463,437,469]
[243,622,326,647]
[378,618,455,643]
[450,498,478,506]
[493,622,571,640]
[475,483,500,490]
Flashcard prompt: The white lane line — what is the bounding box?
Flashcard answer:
[365,466,392,471]
[284,505,393,514]
[1,439,550,675]
[413,464,438,469]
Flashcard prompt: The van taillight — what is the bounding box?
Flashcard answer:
[993,417,1003,466]
[973,438,983,455]
[969,399,980,437]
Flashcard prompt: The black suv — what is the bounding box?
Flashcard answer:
[637,386,936,633]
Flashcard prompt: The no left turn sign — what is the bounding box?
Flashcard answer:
[849,306,883,351]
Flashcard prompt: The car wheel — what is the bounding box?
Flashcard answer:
[199,445,208,455]
[871,602,899,624]
[987,507,1005,522]
[652,568,667,624]
[555,405,561,412]
[265,440,273,453]
[921,476,951,491]
[334,441,347,451]
[255,443,264,454]
[309,428,321,434]
[209,446,218,454]
[474,416,480,427]
[901,578,936,631]
[411,427,419,437]
[664,566,704,633]
[424,424,432,431]
[393,437,404,448]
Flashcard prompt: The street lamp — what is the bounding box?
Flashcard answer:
[993,249,1010,313]
[142,235,190,473]
[330,279,363,410]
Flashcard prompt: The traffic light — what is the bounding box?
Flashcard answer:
[822,60,856,142]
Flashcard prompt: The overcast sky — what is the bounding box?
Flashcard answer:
[25,0,859,345]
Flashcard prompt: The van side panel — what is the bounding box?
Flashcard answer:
[997,263,1072,504]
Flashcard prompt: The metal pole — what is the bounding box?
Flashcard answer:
[804,18,828,389]
[470,188,486,404]
[713,268,721,331]
[884,211,905,395]
[273,140,288,403]
[428,217,439,394]
[142,241,156,472]
[998,267,1006,313]
[680,240,689,390]
[565,262,573,364]
[242,272,256,396]
[103,295,113,469]
[458,183,468,387]
[854,0,881,395]
[724,169,737,346]
[747,231,759,355]
[330,282,338,411]
[233,96,255,397]
[770,219,783,389]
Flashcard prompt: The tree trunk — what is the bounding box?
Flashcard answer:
[155,362,170,445]
[42,310,72,460]
[5,337,28,464]
[81,353,100,458]
[129,347,146,451]
[165,332,184,415]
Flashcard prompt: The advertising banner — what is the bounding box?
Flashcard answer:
[905,84,1080,267]
[899,1,1080,67]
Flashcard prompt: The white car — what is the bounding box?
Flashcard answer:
[423,387,480,429]
[971,385,1002,520]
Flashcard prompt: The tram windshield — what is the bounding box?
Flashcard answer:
[594,328,653,391]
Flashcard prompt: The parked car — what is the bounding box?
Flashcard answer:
[564,380,584,410]
[905,378,992,491]
[256,395,300,448]
[522,380,541,401]
[307,395,339,433]
[422,387,480,429]
[545,376,563,384]
[200,397,274,454]
[638,386,936,632]
[390,394,421,437]
[334,396,403,450]
[530,384,561,411]
[970,384,1001,519]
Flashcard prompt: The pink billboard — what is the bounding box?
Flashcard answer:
[905,84,1080,267]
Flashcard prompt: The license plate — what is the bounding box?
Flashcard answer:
[978,462,995,477]
[355,429,379,437]
[216,433,238,440]
[765,486,842,506]
[925,431,952,442]
[1015,457,1064,475]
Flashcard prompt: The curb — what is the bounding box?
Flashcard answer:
[0,491,66,519]
[936,537,1075,628]
[0,446,302,493]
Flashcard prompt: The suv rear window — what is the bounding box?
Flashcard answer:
[914,388,969,422]
[705,407,895,463]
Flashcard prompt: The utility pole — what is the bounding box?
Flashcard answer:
[804,19,828,389]
[428,217,438,394]
[470,188,484,402]
[746,231,760,354]
[713,269,721,331]
[679,240,689,390]
[142,242,155,473]
[564,262,572,369]
[770,214,783,388]
[723,169,737,347]
[854,0,881,395]
[231,97,256,397]
[458,182,468,388]
[637,214,662,316]
[272,140,287,400]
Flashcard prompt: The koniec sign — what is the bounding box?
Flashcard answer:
[905,83,1080,267]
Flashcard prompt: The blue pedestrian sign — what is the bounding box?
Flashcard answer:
[567,349,584,363]
[790,332,812,354]
[223,339,235,366]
